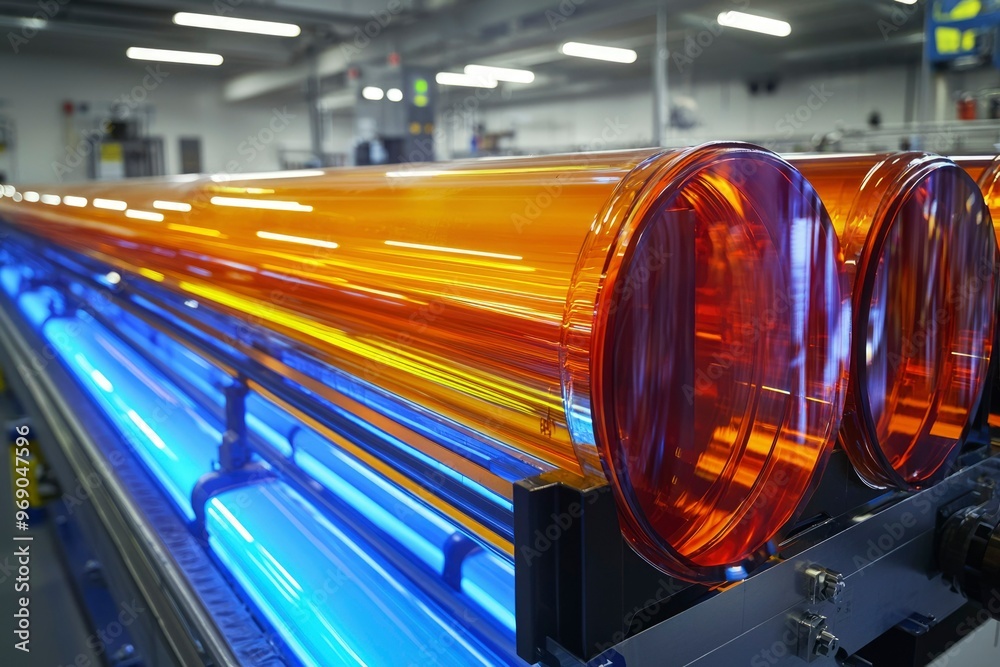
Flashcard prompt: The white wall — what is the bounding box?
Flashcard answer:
[4,51,996,183]
[455,65,916,156]
[0,51,357,183]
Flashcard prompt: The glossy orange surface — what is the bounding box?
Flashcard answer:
[790,154,997,489]
[0,144,851,581]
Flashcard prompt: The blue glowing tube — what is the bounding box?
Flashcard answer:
[242,391,462,574]
[17,288,65,328]
[206,481,508,667]
[294,433,457,575]
[114,313,231,410]
[42,314,221,519]
[461,551,516,638]
[1,265,27,296]
[16,262,518,642]
[239,392,474,575]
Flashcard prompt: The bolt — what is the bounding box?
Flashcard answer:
[815,629,839,657]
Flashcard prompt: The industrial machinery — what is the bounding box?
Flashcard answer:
[0,144,998,667]
[353,66,436,165]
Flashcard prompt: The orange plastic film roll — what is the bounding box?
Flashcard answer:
[790,154,997,490]
[0,144,851,582]
[958,155,1000,431]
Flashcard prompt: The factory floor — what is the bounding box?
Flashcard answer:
[0,393,99,667]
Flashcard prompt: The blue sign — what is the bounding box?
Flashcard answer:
[925,0,1000,63]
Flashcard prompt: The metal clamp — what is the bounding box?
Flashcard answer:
[797,612,839,662]
[805,565,846,604]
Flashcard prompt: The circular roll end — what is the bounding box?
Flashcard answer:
[569,144,852,582]
[845,160,997,489]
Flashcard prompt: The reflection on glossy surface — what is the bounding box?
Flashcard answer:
[791,154,997,489]
[953,155,995,184]
[569,149,851,577]
[41,314,221,518]
[0,145,850,582]
[206,481,506,666]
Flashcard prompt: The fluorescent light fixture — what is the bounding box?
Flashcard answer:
[94,198,127,210]
[40,194,60,205]
[210,169,323,182]
[435,72,498,88]
[257,231,338,249]
[894,0,918,4]
[211,196,313,212]
[717,11,791,37]
[362,86,385,101]
[20,18,46,31]
[153,200,192,212]
[23,191,39,202]
[560,42,637,63]
[63,196,88,207]
[386,88,403,102]
[464,64,535,84]
[126,47,223,66]
[172,12,300,37]
[125,209,165,222]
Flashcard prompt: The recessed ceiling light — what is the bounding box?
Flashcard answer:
[717,11,791,37]
[435,72,498,88]
[560,42,637,63]
[126,47,223,66]
[172,12,300,37]
[386,88,403,102]
[464,64,535,84]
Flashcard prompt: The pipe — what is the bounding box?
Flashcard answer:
[205,480,508,666]
[42,313,222,519]
[0,144,851,581]
[789,153,997,490]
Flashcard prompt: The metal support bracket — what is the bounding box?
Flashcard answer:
[219,375,250,471]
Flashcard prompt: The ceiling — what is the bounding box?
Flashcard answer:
[0,0,926,104]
